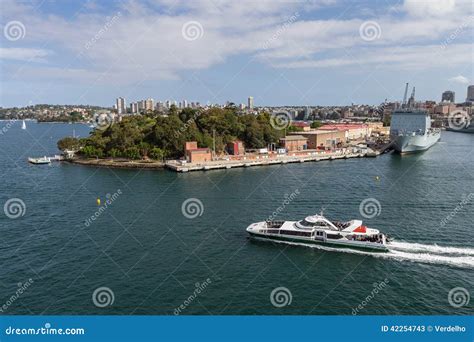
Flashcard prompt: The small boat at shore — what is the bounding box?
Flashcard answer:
[28,156,51,165]
[246,213,388,252]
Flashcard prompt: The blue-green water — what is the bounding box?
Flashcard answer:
[0,122,472,315]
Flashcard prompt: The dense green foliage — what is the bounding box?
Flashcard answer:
[310,120,322,129]
[57,108,285,160]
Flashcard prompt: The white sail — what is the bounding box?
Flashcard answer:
[21,120,26,130]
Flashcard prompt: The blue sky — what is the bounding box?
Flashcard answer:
[0,0,472,107]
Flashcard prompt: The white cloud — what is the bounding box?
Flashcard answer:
[403,0,457,17]
[0,0,473,85]
[271,44,472,70]
[449,75,470,84]
[0,48,50,62]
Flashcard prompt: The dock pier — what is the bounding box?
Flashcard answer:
[165,152,369,173]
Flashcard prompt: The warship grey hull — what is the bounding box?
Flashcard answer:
[391,132,440,153]
[446,127,474,133]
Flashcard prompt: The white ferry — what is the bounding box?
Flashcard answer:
[246,214,388,252]
[28,156,51,165]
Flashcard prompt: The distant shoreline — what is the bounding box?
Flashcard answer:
[68,158,165,170]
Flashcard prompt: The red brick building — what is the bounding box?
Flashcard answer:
[227,140,245,155]
[184,141,212,164]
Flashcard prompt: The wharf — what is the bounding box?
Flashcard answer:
[166,152,373,173]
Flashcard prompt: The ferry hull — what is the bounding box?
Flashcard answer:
[247,231,388,252]
[391,132,440,154]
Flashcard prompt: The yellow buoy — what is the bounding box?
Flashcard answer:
[96,198,101,205]
[375,176,380,182]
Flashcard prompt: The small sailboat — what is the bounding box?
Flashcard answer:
[21,120,26,130]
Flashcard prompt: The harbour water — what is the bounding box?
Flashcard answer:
[0,122,472,315]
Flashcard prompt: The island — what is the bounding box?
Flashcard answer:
[57,106,292,169]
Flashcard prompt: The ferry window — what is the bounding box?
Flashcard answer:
[300,220,315,227]
[280,230,312,237]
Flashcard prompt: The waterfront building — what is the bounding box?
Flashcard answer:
[291,121,311,131]
[442,90,455,103]
[434,102,457,115]
[319,123,369,141]
[279,135,308,151]
[116,97,126,114]
[227,141,245,155]
[467,85,474,102]
[248,96,254,110]
[290,130,344,150]
[184,141,212,163]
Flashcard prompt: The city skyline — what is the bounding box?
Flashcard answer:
[1,0,473,108]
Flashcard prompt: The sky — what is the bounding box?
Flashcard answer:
[0,0,473,108]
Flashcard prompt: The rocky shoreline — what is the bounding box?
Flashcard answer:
[68,158,165,170]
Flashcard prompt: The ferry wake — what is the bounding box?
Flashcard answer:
[246,214,474,268]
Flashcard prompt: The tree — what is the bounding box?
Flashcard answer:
[310,120,322,129]
[82,146,103,158]
[149,147,165,161]
[70,107,286,160]
[57,137,81,151]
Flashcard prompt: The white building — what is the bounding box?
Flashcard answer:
[145,98,154,112]
[116,97,126,114]
[130,102,138,114]
[248,96,254,110]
